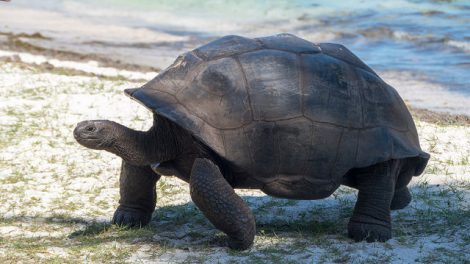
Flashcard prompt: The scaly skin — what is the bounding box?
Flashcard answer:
[390,187,412,210]
[112,161,161,227]
[190,158,256,250]
[348,160,399,242]
[390,159,414,210]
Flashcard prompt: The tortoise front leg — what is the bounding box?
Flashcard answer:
[112,160,161,227]
[190,158,256,250]
[348,160,399,242]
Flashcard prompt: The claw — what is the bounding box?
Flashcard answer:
[347,221,391,242]
[112,207,152,228]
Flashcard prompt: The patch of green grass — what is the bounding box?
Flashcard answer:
[425,134,439,153]
[19,86,49,100]
[424,163,442,175]
[257,216,347,244]
[0,106,44,149]
[157,178,186,197]
[394,184,470,237]
[255,199,293,214]
[457,155,469,166]
[154,204,205,226]
[0,217,163,263]
[0,169,28,184]
[417,246,469,264]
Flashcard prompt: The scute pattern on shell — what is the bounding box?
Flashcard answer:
[126,33,429,199]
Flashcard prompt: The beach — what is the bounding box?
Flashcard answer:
[0,1,469,263]
[1,0,469,114]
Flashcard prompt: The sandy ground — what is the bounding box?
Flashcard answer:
[0,53,469,263]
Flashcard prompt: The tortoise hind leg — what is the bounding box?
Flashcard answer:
[391,159,414,210]
[190,158,256,250]
[112,161,161,227]
[348,160,400,242]
[390,187,411,210]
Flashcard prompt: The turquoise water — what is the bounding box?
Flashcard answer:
[10,0,470,94]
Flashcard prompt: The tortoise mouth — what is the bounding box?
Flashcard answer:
[73,131,103,148]
[73,133,114,149]
[73,131,99,140]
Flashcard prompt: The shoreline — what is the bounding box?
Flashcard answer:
[409,107,470,126]
[0,31,161,73]
[1,0,469,115]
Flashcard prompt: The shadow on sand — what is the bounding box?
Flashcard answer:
[3,183,464,250]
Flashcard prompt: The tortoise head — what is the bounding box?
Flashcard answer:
[73,120,118,150]
[73,118,183,166]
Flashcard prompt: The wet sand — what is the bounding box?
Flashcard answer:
[0,31,161,72]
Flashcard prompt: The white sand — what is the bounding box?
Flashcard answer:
[0,57,469,263]
[381,70,470,116]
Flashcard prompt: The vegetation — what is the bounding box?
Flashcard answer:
[0,62,468,263]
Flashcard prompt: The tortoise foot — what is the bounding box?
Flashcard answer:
[227,237,253,251]
[390,187,412,210]
[347,220,391,242]
[112,207,152,228]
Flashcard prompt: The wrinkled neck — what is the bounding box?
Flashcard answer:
[150,117,182,163]
[108,119,179,166]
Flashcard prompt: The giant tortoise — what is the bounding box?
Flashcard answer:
[74,33,429,250]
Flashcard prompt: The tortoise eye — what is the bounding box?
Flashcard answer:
[86,126,95,132]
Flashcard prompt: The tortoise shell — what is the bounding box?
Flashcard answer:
[126,34,429,199]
